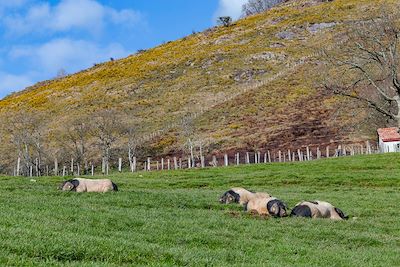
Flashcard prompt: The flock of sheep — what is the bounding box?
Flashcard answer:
[58,178,348,220]
[219,187,349,220]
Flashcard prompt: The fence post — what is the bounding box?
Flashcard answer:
[237,153,240,165]
[132,157,136,172]
[366,141,371,154]
[317,147,321,159]
[118,158,122,172]
[278,151,282,162]
[91,164,94,176]
[16,157,21,176]
[224,154,229,166]
[102,158,106,174]
[306,147,310,161]
[201,156,205,168]
[254,153,258,164]
[179,158,182,169]
[326,146,330,158]
[168,159,171,170]
[63,166,66,177]
[174,157,178,170]
[288,150,291,162]
[268,151,271,163]
[54,158,58,176]
[161,158,164,170]
[71,158,74,175]
[212,156,217,167]
[246,152,250,164]
[297,149,302,161]
[147,157,151,171]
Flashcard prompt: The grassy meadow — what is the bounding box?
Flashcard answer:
[0,154,399,266]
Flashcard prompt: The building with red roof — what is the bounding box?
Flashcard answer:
[377,127,400,152]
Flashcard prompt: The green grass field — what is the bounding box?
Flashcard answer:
[0,154,399,266]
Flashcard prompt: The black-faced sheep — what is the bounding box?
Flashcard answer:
[245,196,288,217]
[290,201,348,220]
[59,178,118,193]
[219,187,271,205]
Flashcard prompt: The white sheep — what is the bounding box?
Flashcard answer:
[219,187,271,205]
[59,178,118,193]
[245,196,288,217]
[290,200,348,220]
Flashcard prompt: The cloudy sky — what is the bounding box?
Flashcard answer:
[0,0,247,98]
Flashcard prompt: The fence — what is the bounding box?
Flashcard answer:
[12,141,382,177]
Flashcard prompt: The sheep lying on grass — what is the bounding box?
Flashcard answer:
[59,178,118,193]
[245,196,288,217]
[290,200,348,220]
[219,188,271,205]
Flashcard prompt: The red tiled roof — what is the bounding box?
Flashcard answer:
[377,127,400,142]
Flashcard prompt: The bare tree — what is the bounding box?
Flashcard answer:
[217,16,232,27]
[126,124,141,171]
[181,114,196,167]
[324,6,400,127]
[2,109,47,176]
[59,117,91,174]
[56,68,67,78]
[91,109,122,173]
[241,0,286,17]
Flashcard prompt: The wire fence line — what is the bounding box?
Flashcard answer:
[14,141,380,177]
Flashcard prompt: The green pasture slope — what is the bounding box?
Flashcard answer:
[0,154,399,266]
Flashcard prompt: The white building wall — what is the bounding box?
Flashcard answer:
[380,139,400,153]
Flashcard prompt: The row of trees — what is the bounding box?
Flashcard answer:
[0,108,205,176]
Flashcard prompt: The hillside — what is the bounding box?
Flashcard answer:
[0,0,395,171]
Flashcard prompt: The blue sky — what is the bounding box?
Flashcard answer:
[0,0,247,98]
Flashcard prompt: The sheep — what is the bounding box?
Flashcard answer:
[59,178,118,193]
[290,200,348,220]
[245,196,288,217]
[219,187,271,205]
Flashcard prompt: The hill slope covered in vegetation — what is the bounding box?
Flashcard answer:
[0,0,395,172]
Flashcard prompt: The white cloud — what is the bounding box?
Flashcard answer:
[0,72,34,96]
[3,0,142,35]
[9,38,130,73]
[51,0,105,32]
[214,0,248,21]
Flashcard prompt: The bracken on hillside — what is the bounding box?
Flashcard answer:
[0,0,396,173]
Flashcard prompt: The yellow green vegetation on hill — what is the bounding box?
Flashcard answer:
[0,0,395,169]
